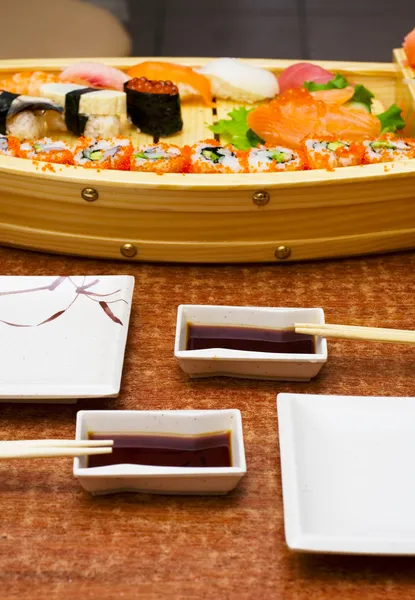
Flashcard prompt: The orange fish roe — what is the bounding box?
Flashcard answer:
[127,77,179,96]
[188,139,245,174]
[74,137,133,171]
[41,163,56,172]
[18,139,74,165]
[301,136,364,170]
[131,143,188,173]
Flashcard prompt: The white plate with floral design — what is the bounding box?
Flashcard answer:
[0,275,134,402]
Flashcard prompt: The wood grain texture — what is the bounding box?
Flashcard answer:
[0,246,414,599]
[0,56,413,262]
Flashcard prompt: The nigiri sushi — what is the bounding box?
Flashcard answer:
[0,71,59,96]
[74,137,133,170]
[131,143,187,173]
[246,145,304,173]
[247,88,381,149]
[278,63,333,94]
[0,91,63,140]
[403,27,415,67]
[302,138,364,170]
[60,62,130,92]
[188,139,244,173]
[127,61,212,106]
[198,58,278,103]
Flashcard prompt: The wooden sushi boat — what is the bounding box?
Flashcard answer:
[0,52,414,263]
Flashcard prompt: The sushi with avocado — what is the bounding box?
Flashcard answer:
[302,138,364,170]
[125,78,182,137]
[363,136,415,164]
[40,83,126,138]
[74,137,133,170]
[188,139,244,173]
[18,138,74,165]
[247,145,304,173]
[0,91,63,140]
[0,134,19,156]
[131,143,187,173]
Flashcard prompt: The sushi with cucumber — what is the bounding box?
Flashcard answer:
[74,137,133,170]
[131,143,187,173]
[247,145,304,173]
[0,134,19,156]
[0,91,63,140]
[188,139,244,173]
[40,83,126,137]
[302,138,364,169]
[363,136,415,164]
[125,78,182,137]
[18,138,74,165]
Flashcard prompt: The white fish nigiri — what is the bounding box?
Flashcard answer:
[198,58,279,103]
[60,61,130,92]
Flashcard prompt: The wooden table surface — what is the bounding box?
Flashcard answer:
[0,247,414,600]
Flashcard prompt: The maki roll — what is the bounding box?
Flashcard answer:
[0,134,19,156]
[74,137,133,170]
[0,90,63,140]
[247,145,304,173]
[125,78,183,137]
[188,139,244,173]
[302,138,364,170]
[18,138,74,165]
[40,83,126,137]
[363,136,415,164]
[131,143,187,173]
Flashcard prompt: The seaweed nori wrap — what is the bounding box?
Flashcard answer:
[0,92,19,134]
[64,87,100,136]
[124,78,183,137]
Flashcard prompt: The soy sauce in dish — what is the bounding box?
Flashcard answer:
[186,323,315,354]
[87,431,232,468]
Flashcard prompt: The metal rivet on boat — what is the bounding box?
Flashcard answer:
[81,187,99,202]
[275,245,291,260]
[120,243,137,258]
[252,190,270,206]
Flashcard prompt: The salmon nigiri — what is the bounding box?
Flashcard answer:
[247,88,381,149]
[127,61,212,106]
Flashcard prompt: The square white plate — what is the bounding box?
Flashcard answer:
[277,393,415,555]
[0,275,134,402]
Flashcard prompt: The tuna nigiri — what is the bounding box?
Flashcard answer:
[403,27,415,67]
[247,88,381,149]
[127,61,212,106]
[60,62,130,92]
[278,62,333,94]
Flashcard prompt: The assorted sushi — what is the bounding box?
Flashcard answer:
[188,140,244,173]
[74,137,133,170]
[0,91,63,140]
[131,143,187,173]
[125,78,183,137]
[363,136,415,164]
[246,145,304,172]
[0,134,19,156]
[18,138,74,165]
[302,138,364,170]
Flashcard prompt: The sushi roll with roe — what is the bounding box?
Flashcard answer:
[125,78,183,137]
[247,144,304,173]
[74,137,133,170]
[0,134,19,156]
[188,139,244,173]
[363,135,415,164]
[131,143,187,173]
[18,137,73,164]
[302,138,364,170]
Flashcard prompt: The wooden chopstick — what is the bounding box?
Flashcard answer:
[294,323,415,345]
[0,439,114,459]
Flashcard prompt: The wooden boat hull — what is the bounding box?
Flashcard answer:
[0,54,414,263]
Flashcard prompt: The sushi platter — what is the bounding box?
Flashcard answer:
[0,51,414,263]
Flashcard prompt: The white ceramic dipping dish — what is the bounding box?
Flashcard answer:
[74,409,246,495]
[174,305,327,381]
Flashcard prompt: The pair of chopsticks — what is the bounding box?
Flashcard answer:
[294,323,415,345]
[0,439,114,459]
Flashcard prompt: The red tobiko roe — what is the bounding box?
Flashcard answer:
[278,62,333,93]
[403,27,415,67]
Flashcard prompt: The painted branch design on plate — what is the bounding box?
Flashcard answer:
[0,276,127,327]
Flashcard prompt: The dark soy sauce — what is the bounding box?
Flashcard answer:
[186,323,315,354]
[87,431,232,468]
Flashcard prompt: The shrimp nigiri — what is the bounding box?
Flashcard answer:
[247,88,381,149]
[0,71,59,96]
[127,61,212,106]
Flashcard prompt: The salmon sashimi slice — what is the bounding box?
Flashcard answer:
[0,71,59,96]
[403,27,415,67]
[311,86,355,105]
[247,88,381,148]
[126,61,212,106]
